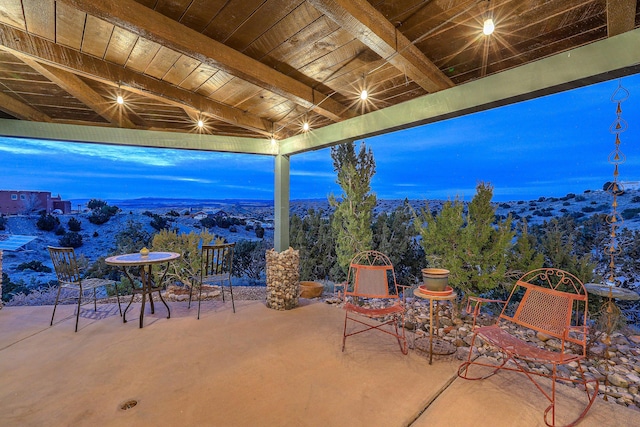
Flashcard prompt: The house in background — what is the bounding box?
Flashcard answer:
[0,190,71,215]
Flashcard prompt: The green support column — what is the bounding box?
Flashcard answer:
[274,154,290,252]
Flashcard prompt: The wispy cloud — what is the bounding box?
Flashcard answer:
[0,137,225,167]
[290,170,334,178]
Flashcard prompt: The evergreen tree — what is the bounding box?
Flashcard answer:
[290,209,336,281]
[415,182,514,295]
[372,200,423,285]
[329,141,376,275]
[507,218,544,276]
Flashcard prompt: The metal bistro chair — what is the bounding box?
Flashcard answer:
[48,246,121,332]
[458,268,599,427]
[190,243,236,319]
[341,250,408,354]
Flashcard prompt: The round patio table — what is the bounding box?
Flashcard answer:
[106,251,180,328]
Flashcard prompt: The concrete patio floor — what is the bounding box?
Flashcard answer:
[1,299,639,426]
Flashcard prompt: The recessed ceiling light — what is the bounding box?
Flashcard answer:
[270,137,277,145]
[360,90,368,100]
[116,95,124,105]
[303,122,310,131]
[197,119,204,128]
[483,18,494,35]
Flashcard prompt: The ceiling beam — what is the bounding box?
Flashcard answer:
[307,0,454,93]
[279,28,640,155]
[0,24,275,138]
[58,0,355,123]
[19,57,138,128]
[607,0,637,37]
[0,92,52,122]
[0,119,278,156]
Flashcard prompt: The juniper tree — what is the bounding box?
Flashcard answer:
[372,200,423,285]
[329,141,376,276]
[415,182,514,295]
[290,209,336,281]
[507,218,544,277]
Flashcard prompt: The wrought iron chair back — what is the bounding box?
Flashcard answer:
[190,243,236,318]
[48,246,120,332]
[49,246,82,285]
[342,251,407,354]
[458,268,597,426]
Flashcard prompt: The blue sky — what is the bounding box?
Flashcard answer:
[1,73,640,203]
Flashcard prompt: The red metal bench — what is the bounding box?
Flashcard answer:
[458,268,599,427]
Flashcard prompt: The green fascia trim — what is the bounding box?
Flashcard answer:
[279,28,640,156]
[0,120,277,156]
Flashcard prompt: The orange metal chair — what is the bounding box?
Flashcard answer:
[341,251,408,354]
[458,268,598,427]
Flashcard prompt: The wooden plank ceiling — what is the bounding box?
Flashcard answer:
[0,0,638,142]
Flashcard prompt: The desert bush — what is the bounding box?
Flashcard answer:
[233,239,269,282]
[113,219,151,254]
[0,215,6,230]
[93,231,99,237]
[631,196,640,203]
[87,199,107,210]
[68,217,82,232]
[200,216,216,229]
[255,225,265,238]
[55,226,66,236]
[150,214,170,231]
[563,201,571,206]
[575,195,586,202]
[59,231,83,248]
[16,260,52,273]
[36,213,59,231]
[1,273,30,302]
[150,229,222,289]
[88,201,119,225]
[229,225,238,232]
[167,210,180,217]
[581,206,596,213]
[622,208,640,220]
[142,210,154,217]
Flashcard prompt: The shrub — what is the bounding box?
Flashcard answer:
[581,206,596,213]
[575,195,586,202]
[200,216,216,229]
[68,217,82,232]
[233,239,269,282]
[114,219,151,253]
[632,196,640,203]
[87,199,107,210]
[622,208,640,220]
[16,260,52,273]
[1,273,30,302]
[229,225,238,232]
[150,229,221,289]
[59,231,83,248]
[563,201,570,206]
[167,210,180,217]
[36,213,59,231]
[93,231,99,238]
[55,226,66,236]
[142,210,154,217]
[255,225,265,239]
[150,214,170,231]
[0,215,6,231]
[88,204,119,225]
